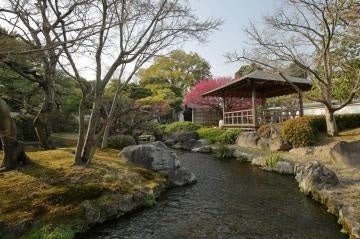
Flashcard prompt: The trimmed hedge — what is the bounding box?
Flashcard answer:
[196,128,223,143]
[281,117,316,147]
[107,135,136,149]
[163,121,201,135]
[309,114,360,132]
[196,128,243,144]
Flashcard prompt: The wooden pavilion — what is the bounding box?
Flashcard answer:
[202,70,312,129]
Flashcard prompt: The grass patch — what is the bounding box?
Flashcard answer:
[143,195,157,207]
[213,145,233,160]
[265,153,282,168]
[0,148,167,238]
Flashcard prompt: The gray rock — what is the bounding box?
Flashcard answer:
[192,145,213,153]
[232,150,253,162]
[289,147,314,156]
[269,137,291,152]
[271,161,295,174]
[330,140,360,168]
[197,139,210,146]
[251,156,266,166]
[269,124,282,139]
[120,143,180,171]
[236,131,260,148]
[294,161,339,194]
[168,167,197,187]
[120,142,196,186]
[172,139,199,150]
[164,139,176,147]
[257,138,270,150]
[83,201,101,225]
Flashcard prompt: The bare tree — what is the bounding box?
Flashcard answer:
[55,0,221,164]
[0,98,30,171]
[0,0,95,149]
[228,0,360,136]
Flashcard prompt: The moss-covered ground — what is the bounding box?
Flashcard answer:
[0,148,167,239]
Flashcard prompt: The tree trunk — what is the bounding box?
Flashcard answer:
[33,82,55,150]
[0,99,30,171]
[79,97,102,164]
[74,100,87,164]
[324,107,338,136]
[101,124,111,149]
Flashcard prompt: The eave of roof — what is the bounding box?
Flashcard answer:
[202,70,312,98]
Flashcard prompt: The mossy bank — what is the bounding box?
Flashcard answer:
[0,149,168,239]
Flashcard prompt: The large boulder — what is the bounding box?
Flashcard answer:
[269,137,291,152]
[236,131,260,148]
[257,138,270,150]
[294,161,339,195]
[329,140,360,168]
[119,141,196,187]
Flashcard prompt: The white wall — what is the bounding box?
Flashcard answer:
[304,102,360,116]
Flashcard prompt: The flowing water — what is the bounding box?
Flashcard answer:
[78,151,346,239]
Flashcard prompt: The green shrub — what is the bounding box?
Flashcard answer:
[163,121,201,135]
[107,135,136,149]
[213,144,233,160]
[281,117,316,147]
[335,114,360,131]
[265,153,282,168]
[196,127,223,143]
[218,128,243,144]
[143,195,157,207]
[49,111,78,133]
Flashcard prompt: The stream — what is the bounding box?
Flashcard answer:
[78,151,346,239]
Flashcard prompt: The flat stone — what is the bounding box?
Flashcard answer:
[192,146,213,153]
[271,161,295,174]
[232,150,253,162]
[294,161,339,195]
[289,147,314,156]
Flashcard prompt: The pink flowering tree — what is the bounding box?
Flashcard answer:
[184,77,262,113]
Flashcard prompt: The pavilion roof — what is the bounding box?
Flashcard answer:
[202,70,312,98]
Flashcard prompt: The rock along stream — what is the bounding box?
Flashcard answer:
[78,151,346,239]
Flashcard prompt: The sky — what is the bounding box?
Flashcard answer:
[181,0,280,78]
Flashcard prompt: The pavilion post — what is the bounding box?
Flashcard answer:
[252,83,257,127]
[298,93,304,117]
[222,97,225,123]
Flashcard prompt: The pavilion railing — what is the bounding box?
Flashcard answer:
[223,109,254,126]
[223,108,295,127]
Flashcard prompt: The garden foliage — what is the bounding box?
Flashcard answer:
[107,135,136,150]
